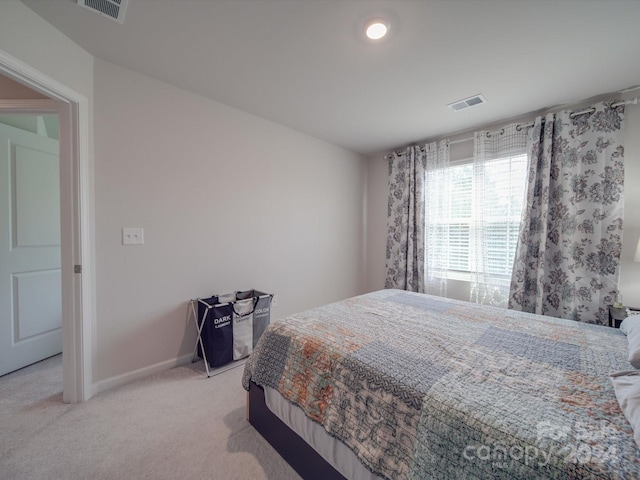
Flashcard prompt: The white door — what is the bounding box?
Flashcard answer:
[0,122,61,377]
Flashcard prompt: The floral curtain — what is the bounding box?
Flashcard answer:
[385,146,426,292]
[385,142,450,294]
[508,101,625,324]
[471,124,528,307]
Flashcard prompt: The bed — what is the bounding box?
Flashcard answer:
[242,289,640,479]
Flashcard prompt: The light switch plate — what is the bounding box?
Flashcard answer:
[122,227,144,245]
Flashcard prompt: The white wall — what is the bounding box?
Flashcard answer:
[365,153,387,293]
[93,59,366,383]
[366,100,640,307]
[618,94,640,307]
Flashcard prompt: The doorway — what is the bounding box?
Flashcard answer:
[0,114,62,377]
[0,52,92,403]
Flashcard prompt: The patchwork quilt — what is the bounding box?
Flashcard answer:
[242,289,640,479]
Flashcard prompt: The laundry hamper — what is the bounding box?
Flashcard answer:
[190,290,272,377]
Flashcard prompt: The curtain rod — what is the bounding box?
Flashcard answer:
[387,96,638,158]
[512,96,637,132]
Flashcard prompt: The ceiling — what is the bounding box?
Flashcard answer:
[20,0,640,156]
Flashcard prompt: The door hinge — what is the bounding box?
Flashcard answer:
[74,265,82,274]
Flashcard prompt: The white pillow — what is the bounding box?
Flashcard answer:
[611,371,640,449]
[620,315,640,369]
[620,314,640,335]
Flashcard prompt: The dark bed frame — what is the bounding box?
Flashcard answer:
[247,381,347,480]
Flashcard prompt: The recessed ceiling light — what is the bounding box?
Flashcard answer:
[365,19,389,40]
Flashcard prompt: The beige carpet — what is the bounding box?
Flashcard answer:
[0,355,301,480]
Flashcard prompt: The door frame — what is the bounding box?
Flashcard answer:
[0,51,92,403]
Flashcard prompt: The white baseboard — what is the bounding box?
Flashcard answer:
[92,353,193,395]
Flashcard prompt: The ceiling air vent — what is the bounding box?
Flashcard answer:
[77,0,129,24]
[447,94,487,112]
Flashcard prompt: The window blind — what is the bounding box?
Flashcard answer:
[427,154,527,277]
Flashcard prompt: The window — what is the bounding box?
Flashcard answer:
[427,153,528,281]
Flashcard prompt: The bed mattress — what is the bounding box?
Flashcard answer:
[242,289,640,479]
